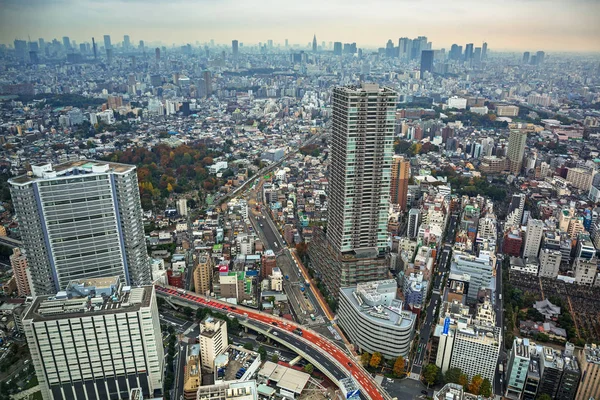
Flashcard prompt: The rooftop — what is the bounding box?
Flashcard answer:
[583,343,600,364]
[10,159,135,185]
[23,277,152,322]
[340,279,416,329]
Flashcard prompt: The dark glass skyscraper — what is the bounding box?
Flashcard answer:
[420,50,434,76]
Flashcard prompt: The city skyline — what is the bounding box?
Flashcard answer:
[1,0,599,52]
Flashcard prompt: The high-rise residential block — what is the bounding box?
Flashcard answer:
[232,40,239,59]
[193,252,212,296]
[23,277,164,399]
[577,344,600,400]
[420,50,434,77]
[390,155,410,210]
[508,129,528,175]
[407,208,421,238]
[199,316,228,371]
[523,51,530,64]
[9,160,151,295]
[10,247,32,297]
[538,248,561,278]
[506,194,526,228]
[523,219,544,258]
[103,34,111,49]
[308,84,396,297]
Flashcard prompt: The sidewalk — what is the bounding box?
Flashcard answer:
[11,386,40,400]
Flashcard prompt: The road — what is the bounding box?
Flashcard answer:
[0,236,22,248]
[410,244,452,377]
[156,285,389,400]
[173,342,187,400]
[495,221,506,396]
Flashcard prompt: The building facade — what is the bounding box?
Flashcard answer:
[338,279,416,358]
[391,155,410,210]
[577,344,600,400]
[194,253,212,296]
[199,317,228,371]
[507,130,528,175]
[9,160,151,295]
[449,325,501,382]
[23,277,164,400]
[523,219,544,258]
[10,247,32,296]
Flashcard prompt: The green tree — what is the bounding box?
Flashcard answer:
[444,367,462,384]
[271,353,280,363]
[480,378,492,397]
[369,352,382,369]
[537,395,552,400]
[392,356,406,377]
[243,342,254,351]
[303,363,314,374]
[423,364,440,386]
[167,325,175,335]
[183,307,193,318]
[257,346,267,361]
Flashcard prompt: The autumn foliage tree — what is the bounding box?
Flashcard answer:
[369,352,382,369]
[468,374,483,395]
[392,356,406,377]
[458,373,469,390]
[360,352,371,366]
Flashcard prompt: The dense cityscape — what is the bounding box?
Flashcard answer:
[0,8,599,400]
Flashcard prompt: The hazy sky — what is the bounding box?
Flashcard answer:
[1,0,599,52]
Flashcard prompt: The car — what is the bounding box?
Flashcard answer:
[273,331,279,336]
[347,362,352,367]
[271,322,278,326]
[421,390,428,395]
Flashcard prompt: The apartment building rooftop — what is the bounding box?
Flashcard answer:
[583,343,600,364]
[23,277,152,322]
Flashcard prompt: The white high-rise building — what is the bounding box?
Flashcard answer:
[505,338,532,399]
[23,277,164,399]
[177,198,188,216]
[538,249,561,278]
[449,325,501,382]
[450,252,495,302]
[523,219,544,258]
[199,316,229,371]
[9,160,151,295]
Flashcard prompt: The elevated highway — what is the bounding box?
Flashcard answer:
[155,285,391,400]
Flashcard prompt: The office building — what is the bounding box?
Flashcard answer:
[508,129,528,175]
[312,34,317,52]
[577,344,600,400]
[390,155,410,210]
[506,338,531,399]
[481,42,488,60]
[338,279,416,358]
[103,34,111,49]
[567,168,594,191]
[10,247,32,297]
[232,40,239,59]
[23,277,164,399]
[194,253,212,296]
[176,198,188,217]
[333,42,342,56]
[538,249,561,278]
[155,47,160,62]
[523,354,541,400]
[203,70,213,97]
[308,84,396,297]
[62,36,71,50]
[464,43,474,61]
[523,52,530,64]
[420,50,434,76]
[449,324,501,382]
[538,346,564,398]
[535,51,545,65]
[14,39,28,62]
[523,219,544,258]
[123,35,130,50]
[408,208,421,238]
[183,344,200,399]
[9,160,151,295]
[450,252,494,302]
[199,316,229,371]
[496,105,520,117]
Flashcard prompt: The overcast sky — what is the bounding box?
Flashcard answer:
[1,0,599,52]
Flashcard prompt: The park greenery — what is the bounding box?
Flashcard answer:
[105,143,222,210]
[433,166,507,202]
[299,144,321,157]
[444,368,492,397]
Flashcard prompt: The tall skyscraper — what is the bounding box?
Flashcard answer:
[9,160,152,295]
[312,34,317,52]
[285,39,288,48]
[398,37,412,61]
[23,277,164,399]
[202,70,212,97]
[408,208,421,238]
[232,39,239,59]
[482,42,488,60]
[199,316,228,371]
[473,47,482,63]
[464,43,474,61]
[14,39,28,62]
[139,40,144,50]
[123,34,130,50]
[522,51,530,64]
[106,48,113,63]
[391,155,410,210]
[508,129,528,175]
[103,34,112,49]
[92,37,97,60]
[333,42,342,56]
[308,84,396,297]
[420,50,434,76]
[536,51,545,65]
[62,36,70,50]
